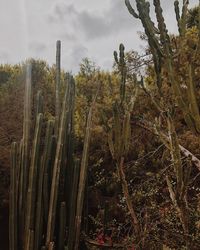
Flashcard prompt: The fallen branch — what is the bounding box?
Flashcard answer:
[132,119,200,171]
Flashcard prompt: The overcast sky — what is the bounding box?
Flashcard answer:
[0,0,198,73]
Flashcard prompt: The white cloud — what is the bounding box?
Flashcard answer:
[0,0,199,72]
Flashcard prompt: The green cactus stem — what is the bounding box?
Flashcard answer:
[25,113,43,249]
[55,40,61,135]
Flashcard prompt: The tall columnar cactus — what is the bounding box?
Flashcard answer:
[58,202,66,250]
[9,41,91,250]
[67,160,80,250]
[34,121,54,250]
[45,75,75,246]
[74,104,94,250]
[25,113,43,249]
[9,142,18,250]
[125,0,200,134]
[108,100,141,245]
[114,43,127,103]
[36,90,44,118]
[19,62,32,240]
[55,40,61,135]
[42,120,55,226]
[107,43,142,247]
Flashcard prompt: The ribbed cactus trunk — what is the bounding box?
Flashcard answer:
[67,161,80,250]
[74,107,93,250]
[58,202,66,250]
[73,85,99,249]
[19,63,32,245]
[9,142,18,250]
[25,113,43,249]
[114,44,127,103]
[55,40,61,136]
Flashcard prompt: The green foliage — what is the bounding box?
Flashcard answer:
[75,58,120,140]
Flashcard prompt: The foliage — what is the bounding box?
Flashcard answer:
[0,1,200,250]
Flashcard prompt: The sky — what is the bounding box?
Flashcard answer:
[0,0,198,73]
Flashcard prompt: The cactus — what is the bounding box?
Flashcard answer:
[114,43,127,103]
[10,142,18,250]
[27,230,34,250]
[58,202,66,250]
[74,105,94,250]
[42,120,55,226]
[45,75,75,246]
[55,40,61,135]
[67,160,80,250]
[19,62,32,240]
[174,0,181,34]
[124,0,200,133]
[36,90,44,118]
[8,38,100,250]
[107,44,141,246]
[9,41,91,250]
[108,102,141,245]
[25,113,43,249]
[187,64,200,132]
[34,121,54,250]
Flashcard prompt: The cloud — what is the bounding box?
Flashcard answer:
[64,44,88,73]
[108,0,139,29]
[77,11,111,39]
[75,0,140,40]
[48,3,77,23]
[0,0,198,73]
[60,32,77,42]
[47,0,139,41]
[0,50,10,62]
[29,43,47,53]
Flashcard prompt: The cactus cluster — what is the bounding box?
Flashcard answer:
[124,1,200,248]
[9,41,93,250]
[125,0,200,134]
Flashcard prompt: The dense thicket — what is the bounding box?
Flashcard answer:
[1,1,200,250]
